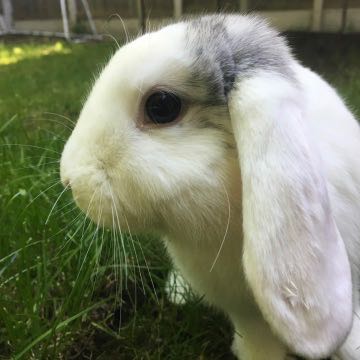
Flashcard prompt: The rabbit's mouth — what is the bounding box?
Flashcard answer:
[62,168,158,233]
[64,175,112,228]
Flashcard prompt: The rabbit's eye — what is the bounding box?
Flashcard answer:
[145,91,181,124]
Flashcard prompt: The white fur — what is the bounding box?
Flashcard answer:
[60,18,360,360]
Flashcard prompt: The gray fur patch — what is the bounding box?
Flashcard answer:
[185,15,294,104]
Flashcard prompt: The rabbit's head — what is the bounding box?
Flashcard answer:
[60,15,353,359]
[60,18,242,234]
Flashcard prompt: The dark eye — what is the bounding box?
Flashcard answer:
[145,91,182,124]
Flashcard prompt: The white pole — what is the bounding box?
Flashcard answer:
[173,0,182,19]
[136,0,146,34]
[80,0,97,35]
[67,0,77,27]
[312,0,324,32]
[2,0,13,31]
[60,0,70,39]
[0,15,6,31]
[340,0,349,33]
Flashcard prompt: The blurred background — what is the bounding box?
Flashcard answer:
[0,1,359,360]
[1,0,360,37]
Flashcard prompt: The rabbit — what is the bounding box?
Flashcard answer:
[60,14,360,360]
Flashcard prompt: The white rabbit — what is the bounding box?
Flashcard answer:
[60,15,360,360]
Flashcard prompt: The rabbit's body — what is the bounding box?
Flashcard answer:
[60,14,360,360]
[165,63,360,360]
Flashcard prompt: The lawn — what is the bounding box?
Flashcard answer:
[0,33,359,360]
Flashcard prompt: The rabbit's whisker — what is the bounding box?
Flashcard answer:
[103,33,121,49]
[11,160,61,171]
[51,198,76,217]
[1,144,62,155]
[90,190,104,295]
[107,14,129,44]
[110,201,123,331]
[45,183,71,224]
[109,188,128,281]
[87,198,103,298]
[2,154,60,163]
[75,190,99,282]
[55,212,86,256]
[123,216,139,319]
[38,128,67,143]
[43,111,76,126]
[77,220,99,284]
[67,192,98,277]
[135,231,159,304]
[23,179,62,211]
[210,182,231,273]
[114,214,125,313]
[6,171,59,183]
[79,190,98,247]
[34,117,74,131]
[124,215,146,295]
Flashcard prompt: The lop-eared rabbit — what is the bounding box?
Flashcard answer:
[61,15,360,359]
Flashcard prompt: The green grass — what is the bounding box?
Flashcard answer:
[0,34,359,359]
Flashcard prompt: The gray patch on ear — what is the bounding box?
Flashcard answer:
[185,15,294,105]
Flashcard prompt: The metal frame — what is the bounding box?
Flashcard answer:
[0,0,101,41]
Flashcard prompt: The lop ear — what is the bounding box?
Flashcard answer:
[229,72,353,358]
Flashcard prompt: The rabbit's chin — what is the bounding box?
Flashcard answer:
[71,183,157,233]
[71,188,112,228]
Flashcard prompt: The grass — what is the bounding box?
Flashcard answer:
[0,33,359,359]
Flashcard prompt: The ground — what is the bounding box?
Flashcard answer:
[0,33,359,359]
